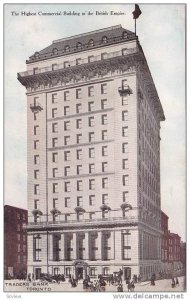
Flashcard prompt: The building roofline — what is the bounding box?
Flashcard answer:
[52,25,123,44]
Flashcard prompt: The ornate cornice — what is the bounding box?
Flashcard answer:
[17,52,137,90]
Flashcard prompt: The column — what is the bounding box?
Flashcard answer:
[84,232,89,260]
[72,232,77,260]
[60,233,65,260]
[97,231,102,260]
[49,234,53,261]
[110,231,115,260]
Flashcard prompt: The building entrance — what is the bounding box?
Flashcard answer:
[123,267,131,280]
[76,267,83,279]
[35,268,41,280]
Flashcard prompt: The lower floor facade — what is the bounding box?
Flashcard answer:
[27,221,162,281]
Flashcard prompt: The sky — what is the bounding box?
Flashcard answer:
[4,3,186,241]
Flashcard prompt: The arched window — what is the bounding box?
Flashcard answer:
[52,48,58,55]
[102,36,108,44]
[76,42,82,50]
[122,31,128,39]
[34,52,40,59]
[88,39,94,47]
[64,45,70,52]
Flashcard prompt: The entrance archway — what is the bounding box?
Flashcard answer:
[73,260,88,279]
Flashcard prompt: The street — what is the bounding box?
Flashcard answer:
[4,276,185,292]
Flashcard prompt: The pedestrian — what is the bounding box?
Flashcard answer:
[171,278,175,288]
[131,280,135,291]
[175,277,179,286]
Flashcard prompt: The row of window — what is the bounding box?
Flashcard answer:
[33,142,129,165]
[48,127,127,147]
[34,159,128,180]
[17,244,27,253]
[33,175,129,195]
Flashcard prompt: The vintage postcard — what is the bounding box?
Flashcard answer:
[4,2,186,296]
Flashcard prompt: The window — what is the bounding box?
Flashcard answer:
[64,61,70,68]
[102,36,108,43]
[33,235,41,261]
[34,184,40,195]
[101,99,107,109]
[34,112,38,121]
[52,152,58,163]
[123,159,129,170]
[52,108,57,118]
[34,155,40,165]
[76,42,82,49]
[52,168,58,177]
[34,140,39,149]
[76,118,82,129]
[53,198,58,208]
[77,196,83,206]
[34,125,39,135]
[77,165,82,175]
[52,123,58,133]
[122,48,128,55]
[89,179,95,190]
[88,101,94,112]
[52,93,57,103]
[89,195,95,206]
[52,63,57,71]
[89,212,95,219]
[53,183,58,193]
[89,163,95,174]
[64,166,70,176]
[17,233,20,241]
[88,39,94,47]
[52,137,58,147]
[64,106,69,116]
[33,67,38,75]
[102,162,108,172]
[122,96,128,106]
[64,136,70,145]
[77,180,83,191]
[102,146,108,156]
[122,233,131,260]
[88,55,94,62]
[88,86,94,97]
[76,58,82,65]
[102,130,108,140]
[89,132,94,142]
[76,133,82,144]
[101,84,107,94]
[34,199,39,209]
[65,267,71,276]
[103,267,110,275]
[101,52,107,60]
[76,88,82,99]
[123,175,129,186]
[65,182,71,192]
[76,103,82,113]
[123,191,128,202]
[64,91,69,101]
[102,177,108,189]
[65,197,70,208]
[64,150,70,161]
[122,126,128,137]
[101,114,107,125]
[102,210,109,219]
[102,194,108,204]
[122,110,128,121]
[34,169,40,179]
[65,45,70,52]
[76,149,82,160]
[122,143,128,153]
[89,147,95,158]
[64,121,70,131]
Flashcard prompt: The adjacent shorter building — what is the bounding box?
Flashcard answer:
[4,205,28,279]
[161,210,184,273]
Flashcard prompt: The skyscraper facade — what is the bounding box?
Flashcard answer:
[18,25,165,281]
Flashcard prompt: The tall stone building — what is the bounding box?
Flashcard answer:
[18,25,165,281]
